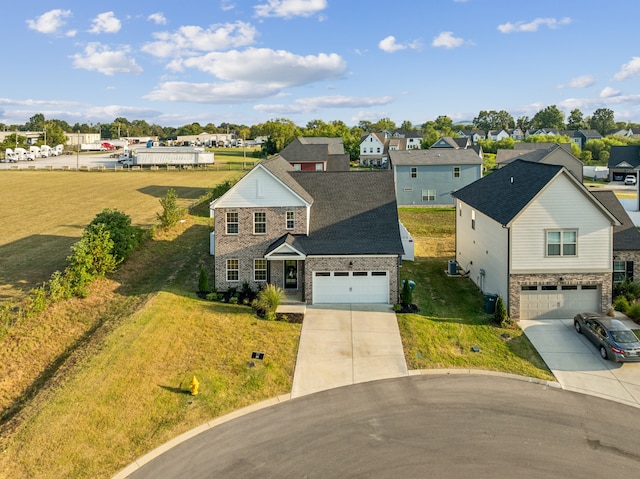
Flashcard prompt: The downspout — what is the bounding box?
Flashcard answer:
[506,225,511,317]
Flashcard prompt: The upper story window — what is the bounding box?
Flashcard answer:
[546,230,577,256]
[453,166,461,178]
[226,212,238,234]
[315,163,323,171]
[286,211,295,230]
[410,167,418,178]
[254,212,266,234]
[293,163,301,170]
[471,210,476,230]
[377,147,381,153]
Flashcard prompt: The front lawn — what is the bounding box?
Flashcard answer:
[398,208,553,380]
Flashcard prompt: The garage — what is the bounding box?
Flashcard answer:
[520,284,601,320]
[312,271,389,304]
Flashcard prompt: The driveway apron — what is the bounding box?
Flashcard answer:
[520,318,640,408]
[291,304,408,398]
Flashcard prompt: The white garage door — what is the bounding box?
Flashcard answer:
[312,271,389,304]
[520,284,600,320]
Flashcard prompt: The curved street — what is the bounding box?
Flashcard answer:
[123,374,640,479]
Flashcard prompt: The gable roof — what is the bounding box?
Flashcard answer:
[608,145,640,169]
[389,148,482,166]
[289,171,404,255]
[258,155,314,204]
[278,138,350,171]
[590,190,640,251]
[496,144,576,166]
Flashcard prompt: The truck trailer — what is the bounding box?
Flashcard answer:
[120,147,214,167]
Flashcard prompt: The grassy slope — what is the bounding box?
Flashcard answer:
[397,208,553,379]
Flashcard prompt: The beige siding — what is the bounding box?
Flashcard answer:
[542,149,582,180]
[511,174,612,273]
[455,201,509,298]
[215,167,307,208]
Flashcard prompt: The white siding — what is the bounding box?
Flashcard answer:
[511,174,612,273]
[215,167,307,208]
[455,200,509,298]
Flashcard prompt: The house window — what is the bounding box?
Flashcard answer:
[546,230,577,256]
[226,212,238,234]
[226,259,239,282]
[286,211,295,230]
[369,147,373,153]
[471,210,476,230]
[422,190,436,202]
[453,166,461,178]
[377,147,381,153]
[410,167,418,178]
[293,163,301,170]
[614,260,634,283]
[254,212,266,234]
[254,259,267,282]
[315,163,323,171]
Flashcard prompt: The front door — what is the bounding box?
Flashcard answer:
[284,260,297,289]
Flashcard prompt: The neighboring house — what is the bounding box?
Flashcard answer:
[526,128,561,138]
[608,145,640,182]
[359,132,388,166]
[590,189,640,286]
[210,156,404,304]
[431,136,471,149]
[496,143,583,181]
[389,149,483,206]
[488,129,510,141]
[457,130,486,144]
[279,137,350,171]
[452,160,619,320]
[508,128,525,140]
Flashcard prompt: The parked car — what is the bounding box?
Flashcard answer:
[624,175,636,185]
[573,312,640,362]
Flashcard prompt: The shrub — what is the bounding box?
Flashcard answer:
[254,284,283,319]
[48,270,72,302]
[157,188,186,229]
[400,280,413,307]
[24,284,49,317]
[613,295,630,313]
[229,296,239,305]
[614,279,640,302]
[87,209,142,263]
[493,295,514,328]
[626,302,640,320]
[198,265,211,293]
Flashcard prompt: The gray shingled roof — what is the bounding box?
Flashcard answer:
[389,148,482,166]
[452,160,564,225]
[608,145,640,169]
[496,144,573,166]
[296,136,345,155]
[278,138,349,171]
[289,171,404,255]
[590,190,640,251]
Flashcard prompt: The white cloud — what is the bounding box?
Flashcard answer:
[178,48,346,87]
[558,75,595,88]
[378,36,422,53]
[145,81,279,103]
[221,0,236,11]
[559,93,640,112]
[26,9,72,35]
[498,17,571,33]
[431,31,465,49]
[600,87,621,98]
[71,43,143,76]
[89,12,121,34]
[148,12,167,25]
[614,57,640,81]
[254,95,394,114]
[254,0,327,19]
[141,21,258,58]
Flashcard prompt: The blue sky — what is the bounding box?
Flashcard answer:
[4,0,640,128]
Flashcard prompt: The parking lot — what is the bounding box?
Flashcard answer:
[520,317,640,408]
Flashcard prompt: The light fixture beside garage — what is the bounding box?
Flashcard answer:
[349,261,353,268]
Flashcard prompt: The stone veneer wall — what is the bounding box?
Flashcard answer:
[509,272,612,320]
[614,250,640,282]
[304,256,399,304]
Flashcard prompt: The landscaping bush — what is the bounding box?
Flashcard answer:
[614,279,640,303]
[613,295,630,314]
[254,283,283,321]
[401,280,413,307]
[493,295,515,328]
[87,209,143,263]
[198,265,211,294]
[626,302,640,320]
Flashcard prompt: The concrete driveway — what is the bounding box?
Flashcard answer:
[291,304,408,398]
[519,317,640,408]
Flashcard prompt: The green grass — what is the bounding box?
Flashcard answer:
[398,208,553,380]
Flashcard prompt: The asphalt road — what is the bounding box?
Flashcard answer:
[126,375,640,479]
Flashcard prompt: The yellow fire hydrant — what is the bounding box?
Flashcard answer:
[190,376,200,396]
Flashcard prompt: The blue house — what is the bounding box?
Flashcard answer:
[389,149,483,206]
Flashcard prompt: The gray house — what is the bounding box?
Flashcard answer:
[210,156,404,304]
[389,149,483,206]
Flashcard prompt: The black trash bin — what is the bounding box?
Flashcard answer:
[484,293,498,314]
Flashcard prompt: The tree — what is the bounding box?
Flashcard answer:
[400,120,413,131]
[531,105,565,130]
[589,108,615,135]
[516,116,531,130]
[25,113,45,132]
[373,117,396,132]
[473,110,514,131]
[434,115,454,131]
[157,188,186,229]
[42,121,66,146]
[198,265,210,293]
[87,209,142,263]
[566,109,586,130]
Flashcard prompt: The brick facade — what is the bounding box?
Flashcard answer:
[509,272,612,319]
[614,250,640,282]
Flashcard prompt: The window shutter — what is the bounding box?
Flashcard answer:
[627,261,634,281]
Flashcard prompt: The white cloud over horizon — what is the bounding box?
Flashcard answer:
[148,12,167,25]
[558,75,596,89]
[431,31,466,49]
[88,12,121,34]
[614,57,640,81]
[498,17,571,33]
[378,36,421,53]
[71,43,142,76]
[254,0,327,18]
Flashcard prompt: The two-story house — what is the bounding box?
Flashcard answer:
[452,160,619,320]
[210,156,404,304]
[389,149,483,206]
[279,137,350,171]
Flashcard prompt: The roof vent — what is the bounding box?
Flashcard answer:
[510,176,514,184]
